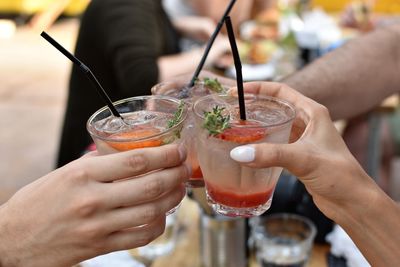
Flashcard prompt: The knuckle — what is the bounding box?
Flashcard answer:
[142,205,161,222]
[312,103,330,117]
[144,178,164,199]
[163,145,180,165]
[136,234,155,247]
[272,145,284,163]
[126,153,148,174]
[73,194,102,218]
[180,165,190,181]
[75,222,104,240]
[153,221,166,239]
[65,164,91,184]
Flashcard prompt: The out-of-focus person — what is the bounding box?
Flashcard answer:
[57,0,230,167]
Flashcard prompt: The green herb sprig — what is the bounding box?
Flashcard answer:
[164,101,185,144]
[203,77,225,93]
[203,106,230,135]
[167,101,185,129]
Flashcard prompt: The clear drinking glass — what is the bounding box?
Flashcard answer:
[86,95,188,261]
[87,95,187,153]
[151,80,230,188]
[87,95,188,214]
[250,213,317,267]
[193,94,295,217]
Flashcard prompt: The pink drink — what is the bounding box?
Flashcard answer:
[194,94,295,217]
[152,79,230,188]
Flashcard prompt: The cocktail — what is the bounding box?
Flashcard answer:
[152,78,230,188]
[193,94,295,217]
[87,95,187,155]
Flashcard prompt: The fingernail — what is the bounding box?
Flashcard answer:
[230,146,255,163]
[178,143,187,161]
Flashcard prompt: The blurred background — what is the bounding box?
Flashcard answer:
[1,0,400,226]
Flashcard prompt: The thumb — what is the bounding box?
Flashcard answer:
[230,143,311,177]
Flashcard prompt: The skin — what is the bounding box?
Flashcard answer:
[283,24,400,121]
[158,0,232,82]
[158,36,230,82]
[233,82,400,266]
[0,144,190,267]
[188,0,255,30]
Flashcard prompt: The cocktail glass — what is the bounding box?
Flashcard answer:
[87,95,188,213]
[249,213,317,267]
[151,79,230,188]
[193,94,295,217]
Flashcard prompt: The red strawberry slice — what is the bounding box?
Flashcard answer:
[215,120,266,143]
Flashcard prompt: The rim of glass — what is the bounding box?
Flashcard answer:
[87,95,188,142]
[193,94,296,128]
[250,213,317,242]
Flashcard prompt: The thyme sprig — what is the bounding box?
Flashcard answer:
[203,77,224,93]
[203,106,230,135]
[167,101,185,129]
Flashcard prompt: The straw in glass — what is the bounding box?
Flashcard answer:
[40,31,123,119]
[224,16,246,121]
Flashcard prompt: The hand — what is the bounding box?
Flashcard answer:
[173,16,216,42]
[206,36,231,66]
[229,82,378,221]
[151,70,236,96]
[0,144,189,267]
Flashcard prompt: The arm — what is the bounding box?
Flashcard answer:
[102,0,228,91]
[189,0,254,31]
[230,82,400,265]
[283,24,400,120]
[0,145,189,267]
[172,16,217,42]
[158,37,230,82]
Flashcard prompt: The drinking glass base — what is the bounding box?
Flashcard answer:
[166,187,186,215]
[206,194,272,218]
[186,178,205,188]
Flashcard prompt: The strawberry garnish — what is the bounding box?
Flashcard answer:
[215,120,266,143]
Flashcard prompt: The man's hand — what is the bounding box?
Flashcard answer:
[0,144,189,267]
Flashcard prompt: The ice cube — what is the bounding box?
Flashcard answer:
[94,116,127,133]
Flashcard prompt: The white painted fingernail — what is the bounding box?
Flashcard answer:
[230,146,255,163]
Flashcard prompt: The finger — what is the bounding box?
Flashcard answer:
[100,186,185,232]
[104,216,167,252]
[66,144,186,183]
[230,143,313,178]
[104,164,189,208]
[80,150,99,158]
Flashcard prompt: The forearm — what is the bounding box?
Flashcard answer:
[158,48,203,82]
[191,0,253,30]
[284,24,400,120]
[334,183,400,266]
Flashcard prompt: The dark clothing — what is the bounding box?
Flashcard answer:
[57,0,180,167]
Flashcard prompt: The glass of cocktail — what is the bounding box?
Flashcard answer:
[193,94,295,217]
[87,95,188,213]
[152,78,230,188]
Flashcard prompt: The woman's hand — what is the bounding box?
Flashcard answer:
[0,144,189,267]
[229,82,378,221]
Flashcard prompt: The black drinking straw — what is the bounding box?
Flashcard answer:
[225,16,246,121]
[188,0,237,87]
[40,31,122,119]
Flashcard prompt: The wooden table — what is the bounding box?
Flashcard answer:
[131,197,330,267]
